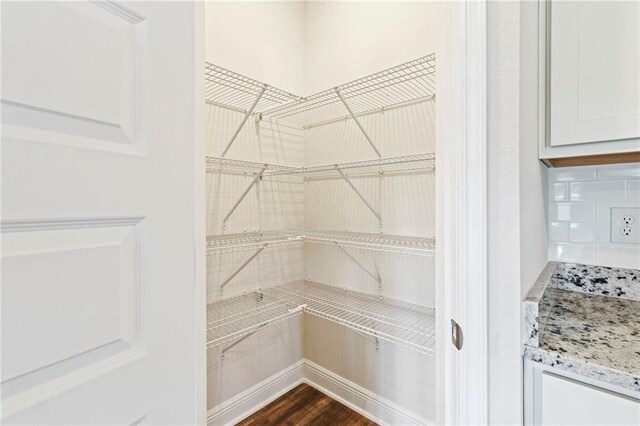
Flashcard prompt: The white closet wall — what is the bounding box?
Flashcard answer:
[205,1,306,94]
[305,2,439,92]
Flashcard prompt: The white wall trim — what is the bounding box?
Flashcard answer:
[206,360,305,426]
[206,359,431,426]
[437,1,488,425]
[303,360,432,426]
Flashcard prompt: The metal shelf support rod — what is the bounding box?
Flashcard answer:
[221,321,268,358]
[223,166,267,225]
[336,168,382,222]
[336,244,382,288]
[221,84,267,157]
[303,96,435,130]
[219,305,304,356]
[220,246,266,291]
[351,330,380,352]
[335,87,382,158]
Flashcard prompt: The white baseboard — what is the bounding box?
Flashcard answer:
[206,360,304,426]
[207,359,432,426]
[302,360,432,426]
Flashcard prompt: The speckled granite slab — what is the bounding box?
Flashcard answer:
[555,262,640,301]
[523,262,640,393]
[522,262,558,347]
[524,290,640,393]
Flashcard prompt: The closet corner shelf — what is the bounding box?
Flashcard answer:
[206,291,303,350]
[206,153,436,177]
[262,53,436,128]
[206,232,303,255]
[205,53,436,129]
[205,156,300,175]
[205,62,302,113]
[206,230,435,257]
[207,281,436,356]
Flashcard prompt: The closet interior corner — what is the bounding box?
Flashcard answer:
[204,5,439,424]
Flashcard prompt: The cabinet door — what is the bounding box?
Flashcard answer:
[541,372,640,426]
[549,1,640,147]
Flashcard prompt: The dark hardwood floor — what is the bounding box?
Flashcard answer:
[236,383,378,426]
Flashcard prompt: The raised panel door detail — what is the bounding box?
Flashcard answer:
[549,1,640,146]
[0,218,145,418]
[0,1,143,152]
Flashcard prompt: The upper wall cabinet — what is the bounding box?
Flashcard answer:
[540,1,640,166]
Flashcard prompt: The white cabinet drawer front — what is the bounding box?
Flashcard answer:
[541,372,640,426]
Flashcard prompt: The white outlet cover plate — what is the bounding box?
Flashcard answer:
[611,207,640,244]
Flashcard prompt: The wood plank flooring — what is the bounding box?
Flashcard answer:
[236,383,378,426]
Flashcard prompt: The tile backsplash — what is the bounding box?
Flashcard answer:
[548,162,640,269]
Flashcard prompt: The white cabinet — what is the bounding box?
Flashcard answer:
[539,1,640,160]
[524,360,640,426]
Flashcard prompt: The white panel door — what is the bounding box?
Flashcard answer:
[549,1,640,146]
[1,1,203,424]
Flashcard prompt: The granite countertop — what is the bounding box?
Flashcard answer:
[523,262,640,394]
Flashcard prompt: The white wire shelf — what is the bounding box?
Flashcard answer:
[205,153,435,177]
[206,230,435,257]
[262,54,436,128]
[205,55,435,159]
[205,156,301,175]
[206,232,303,255]
[265,281,436,355]
[207,282,435,355]
[205,62,302,113]
[274,153,435,178]
[207,291,303,350]
[297,230,436,257]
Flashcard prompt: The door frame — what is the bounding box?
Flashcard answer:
[194,2,207,425]
[436,1,488,424]
[192,0,489,423]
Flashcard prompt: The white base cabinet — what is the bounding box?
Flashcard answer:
[524,360,640,426]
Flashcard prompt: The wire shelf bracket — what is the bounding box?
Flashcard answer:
[336,168,382,224]
[335,87,382,158]
[220,321,267,358]
[336,244,382,291]
[222,166,266,228]
[220,303,305,358]
[220,84,266,158]
[219,246,266,294]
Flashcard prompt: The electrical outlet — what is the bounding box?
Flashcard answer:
[611,208,640,244]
